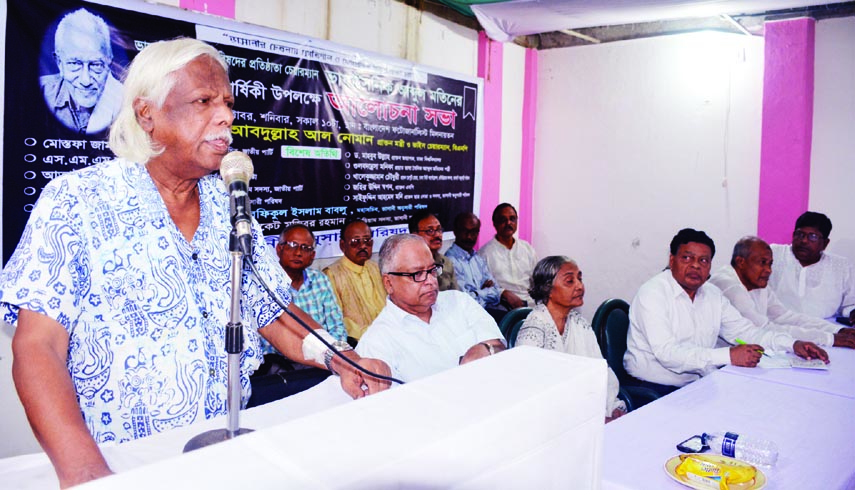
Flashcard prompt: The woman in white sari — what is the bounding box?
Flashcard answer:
[516,256,627,422]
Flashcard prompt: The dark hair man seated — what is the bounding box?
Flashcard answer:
[408,210,459,291]
[624,228,828,396]
[478,203,538,309]
[250,224,351,406]
[323,218,386,342]
[445,212,509,322]
[767,211,855,326]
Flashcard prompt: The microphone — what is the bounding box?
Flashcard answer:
[220,151,254,254]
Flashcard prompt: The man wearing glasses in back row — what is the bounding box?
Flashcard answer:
[409,210,460,291]
[356,234,505,382]
[250,224,350,405]
[324,218,387,344]
[768,212,855,326]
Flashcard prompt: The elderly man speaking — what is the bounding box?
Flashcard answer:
[356,234,506,382]
[1,39,389,487]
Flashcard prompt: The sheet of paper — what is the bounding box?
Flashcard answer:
[758,354,792,369]
[790,358,830,370]
[756,353,831,370]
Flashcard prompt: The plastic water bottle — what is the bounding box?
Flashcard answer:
[702,431,779,467]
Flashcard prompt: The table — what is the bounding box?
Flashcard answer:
[2,347,608,489]
[720,346,855,399]
[602,348,855,490]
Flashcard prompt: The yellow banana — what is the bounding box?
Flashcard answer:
[675,453,757,489]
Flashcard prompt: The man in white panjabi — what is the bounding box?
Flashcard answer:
[768,211,855,325]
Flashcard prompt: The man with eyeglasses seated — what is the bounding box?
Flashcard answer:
[624,228,828,397]
[355,234,506,382]
[323,218,386,343]
[478,203,537,309]
[40,8,123,134]
[409,210,459,291]
[249,224,349,405]
[768,212,855,326]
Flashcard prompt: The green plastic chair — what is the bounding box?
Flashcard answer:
[506,316,530,348]
[591,298,660,411]
[498,306,532,343]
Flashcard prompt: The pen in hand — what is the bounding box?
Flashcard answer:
[734,338,770,357]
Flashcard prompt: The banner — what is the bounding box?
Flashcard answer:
[2,0,482,262]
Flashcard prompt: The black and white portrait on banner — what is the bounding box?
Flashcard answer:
[3,0,482,262]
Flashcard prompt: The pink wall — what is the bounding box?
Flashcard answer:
[518,49,538,242]
[476,32,503,247]
[757,18,815,243]
[179,0,235,18]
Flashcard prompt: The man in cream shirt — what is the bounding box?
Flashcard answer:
[710,236,855,348]
[478,203,537,309]
[769,212,855,325]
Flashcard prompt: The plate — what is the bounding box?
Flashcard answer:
[664,454,767,490]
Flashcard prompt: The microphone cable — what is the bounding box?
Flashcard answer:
[246,257,405,387]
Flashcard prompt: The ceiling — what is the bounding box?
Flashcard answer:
[398,0,855,48]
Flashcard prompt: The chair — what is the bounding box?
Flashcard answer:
[591,298,660,411]
[498,306,532,344]
[506,315,531,348]
[591,299,627,359]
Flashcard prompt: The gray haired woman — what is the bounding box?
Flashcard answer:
[517,256,627,422]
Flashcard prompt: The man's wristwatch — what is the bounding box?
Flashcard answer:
[482,342,495,355]
[323,340,354,374]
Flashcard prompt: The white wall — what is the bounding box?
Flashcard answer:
[232,0,479,76]
[810,17,855,263]
[498,43,527,210]
[533,32,765,317]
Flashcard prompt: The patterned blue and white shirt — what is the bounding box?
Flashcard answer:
[0,158,291,445]
[261,267,346,355]
[445,243,501,308]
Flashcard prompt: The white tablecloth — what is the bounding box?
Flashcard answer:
[720,346,855,399]
[602,365,855,489]
[2,347,608,489]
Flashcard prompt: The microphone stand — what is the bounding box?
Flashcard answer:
[184,231,253,452]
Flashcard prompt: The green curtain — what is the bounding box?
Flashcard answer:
[432,0,515,17]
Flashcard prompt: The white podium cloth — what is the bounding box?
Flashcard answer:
[2,347,607,489]
[601,369,855,490]
[721,346,855,399]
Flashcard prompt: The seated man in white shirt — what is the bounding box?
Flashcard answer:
[478,203,537,309]
[356,234,506,382]
[710,236,855,348]
[768,212,855,325]
[624,228,828,396]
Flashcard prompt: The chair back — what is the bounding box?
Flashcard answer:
[591,299,632,384]
[498,306,532,343]
[592,298,661,410]
[506,316,530,348]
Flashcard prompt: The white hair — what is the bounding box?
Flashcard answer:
[378,234,429,274]
[55,9,113,60]
[108,38,228,164]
